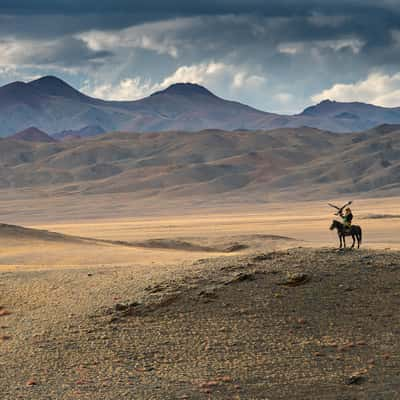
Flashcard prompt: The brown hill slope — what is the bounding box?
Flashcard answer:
[0,125,399,200]
[0,222,289,253]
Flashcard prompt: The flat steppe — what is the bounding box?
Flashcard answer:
[0,197,399,399]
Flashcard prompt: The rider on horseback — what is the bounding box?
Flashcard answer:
[329,202,362,249]
[340,207,353,230]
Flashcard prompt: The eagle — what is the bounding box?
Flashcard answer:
[328,201,353,216]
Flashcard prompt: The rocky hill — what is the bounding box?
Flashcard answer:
[0,124,399,200]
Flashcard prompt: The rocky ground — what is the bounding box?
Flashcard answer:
[1,247,400,399]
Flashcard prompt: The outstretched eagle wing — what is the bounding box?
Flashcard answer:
[328,201,352,215]
[338,200,353,214]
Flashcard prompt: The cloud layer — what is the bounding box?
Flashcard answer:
[0,1,399,113]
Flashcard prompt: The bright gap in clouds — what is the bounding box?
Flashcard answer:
[312,72,400,108]
[81,62,267,102]
[83,68,400,112]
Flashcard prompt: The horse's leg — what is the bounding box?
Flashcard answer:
[351,234,355,249]
[339,234,342,248]
[343,235,346,248]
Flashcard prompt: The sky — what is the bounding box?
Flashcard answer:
[1,0,400,114]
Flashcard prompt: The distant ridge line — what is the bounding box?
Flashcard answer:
[1,75,400,135]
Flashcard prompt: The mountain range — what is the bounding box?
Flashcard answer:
[1,76,400,136]
[0,124,399,200]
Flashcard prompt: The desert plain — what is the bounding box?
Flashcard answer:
[0,195,399,399]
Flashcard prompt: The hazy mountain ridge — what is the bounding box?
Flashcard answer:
[9,127,56,143]
[0,125,399,200]
[1,76,400,136]
[52,125,106,140]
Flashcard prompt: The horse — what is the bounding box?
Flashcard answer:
[330,220,362,249]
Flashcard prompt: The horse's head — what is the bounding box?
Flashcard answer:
[329,220,337,230]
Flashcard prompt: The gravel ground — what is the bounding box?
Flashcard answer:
[1,247,400,399]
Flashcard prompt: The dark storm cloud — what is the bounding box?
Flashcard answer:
[0,1,397,52]
[0,0,346,15]
[0,0,399,19]
[39,37,113,67]
[0,1,399,53]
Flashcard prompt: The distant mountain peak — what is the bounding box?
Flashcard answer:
[151,83,216,98]
[3,81,26,89]
[27,75,88,100]
[29,75,73,89]
[302,99,336,114]
[9,126,57,143]
[319,99,335,104]
[30,75,66,84]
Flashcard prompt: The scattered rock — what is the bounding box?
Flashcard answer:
[0,309,11,317]
[235,272,255,282]
[278,272,310,286]
[224,243,249,252]
[135,366,154,372]
[198,289,218,301]
[218,376,232,383]
[200,380,219,388]
[113,292,182,319]
[26,380,37,386]
[114,301,141,313]
[115,303,129,312]
[253,253,275,262]
[145,284,164,293]
[224,272,256,285]
[345,374,365,385]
